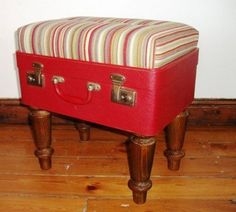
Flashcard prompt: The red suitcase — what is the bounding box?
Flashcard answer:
[16,17,199,204]
[16,49,198,136]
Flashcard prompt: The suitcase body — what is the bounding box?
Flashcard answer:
[16,48,198,136]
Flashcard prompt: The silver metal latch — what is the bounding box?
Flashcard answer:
[27,62,44,87]
[110,74,136,106]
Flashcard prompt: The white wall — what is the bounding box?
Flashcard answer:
[1,0,236,98]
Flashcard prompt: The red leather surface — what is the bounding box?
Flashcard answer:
[16,49,198,136]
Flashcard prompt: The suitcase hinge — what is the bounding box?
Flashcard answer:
[110,74,136,107]
[27,62,44,87]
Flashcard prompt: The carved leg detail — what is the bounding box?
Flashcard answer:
[164,110,189,171]
[75,122,90,141]
[29,110,54,170]
[127,136,156,204]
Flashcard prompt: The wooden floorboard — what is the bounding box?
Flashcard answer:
[0,156,235,177]
[0,124,236,211]
[87,199,236,212]
[0,175,235,199]
[0,195,87,212]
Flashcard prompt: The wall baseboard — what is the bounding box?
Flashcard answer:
[188,99,236,127]
[0,99,236,127]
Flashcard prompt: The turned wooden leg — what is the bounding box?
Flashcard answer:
[127,136,156,204]
[29,109,54,170]
[164,110,189,171]
[75,122,90,141]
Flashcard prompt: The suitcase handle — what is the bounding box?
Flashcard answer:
[52,76,101,105]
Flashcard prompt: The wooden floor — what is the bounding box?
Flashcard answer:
[0,124,235,211]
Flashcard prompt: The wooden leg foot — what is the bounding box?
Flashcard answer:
[29,110,54,170]
[75,122,90,141]
[128,180,151,204]
[164,110,188,171]
[164,149,185,170]
[35,148,54,170]
[127,136,156,204]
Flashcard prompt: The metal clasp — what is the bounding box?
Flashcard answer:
[110,74,136,106]
[27,62,44,87]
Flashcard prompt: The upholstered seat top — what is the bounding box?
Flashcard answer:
[17,17,198,69]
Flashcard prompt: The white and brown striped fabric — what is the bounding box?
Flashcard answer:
[17,17,199,69]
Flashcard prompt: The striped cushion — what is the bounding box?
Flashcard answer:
[17,17,199,69]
